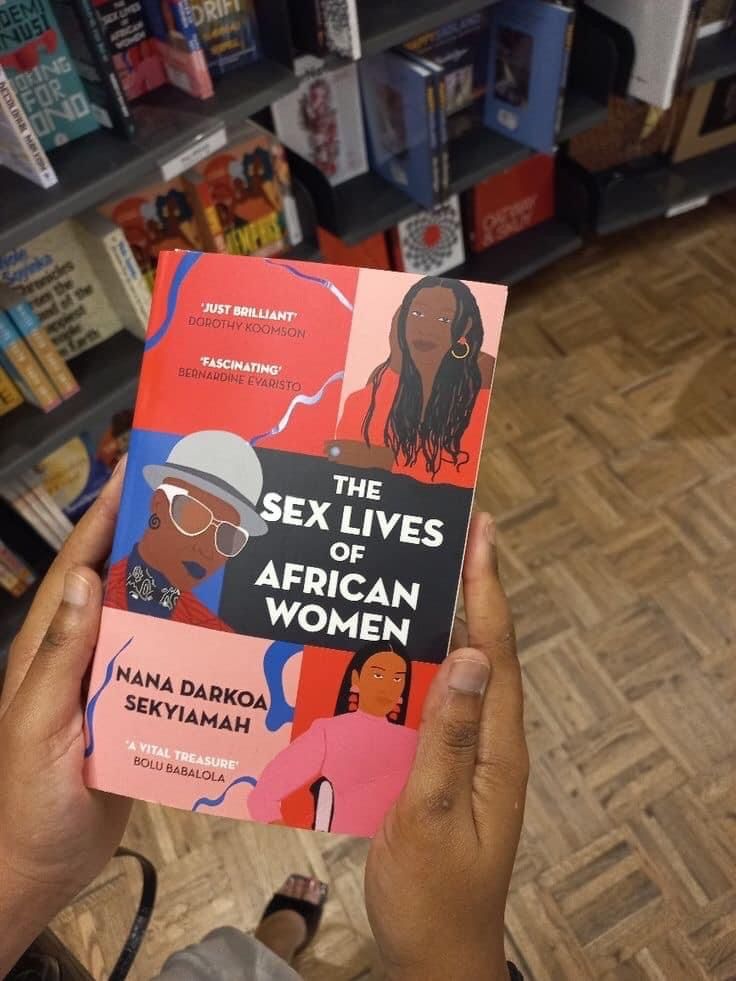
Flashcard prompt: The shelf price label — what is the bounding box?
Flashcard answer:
[160,125,228,181]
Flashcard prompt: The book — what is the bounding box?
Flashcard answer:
[400,11,491,143]
[389,195,465,276]
[0,220,125,359]
[0,361,23,413]
[51,0,135,137]
[0,310,60,411]
[0,63,58,187]
[2,477,67,550]
[319,0,360,59]
[586,0,694,110]
[316,226,391,269]
[400,50,447,197]
[287,0,325,56]
[92,0,167,100]
[483,0,574,154]
[76,209,152,336]
[672,72,736,161]
[0,0,99,149]
[0,538,36,595]
[99,177,208,288]
[141,0,214,99]
[186,124,292,257]
[463,153,556,252]
[22,471,76,540]
[188,0,259,77]
[272,54,368,187]
[82,249,507,837]
[0,283,80,399]
[359,52,440,209]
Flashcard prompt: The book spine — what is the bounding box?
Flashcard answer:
[0,313,60,412]
[182,175,227,253]
[0,557,28,598]
[0,66,58,188]
[102,226,152,333]
[555,12,576,141]
[22,475,75,541]
[425,74,440,203]
[66,0,136,137]
[0,363,23,415]
[436,72,449,197]
[6,302,80,400]
[0,538,35,584]
[2,482,64,551]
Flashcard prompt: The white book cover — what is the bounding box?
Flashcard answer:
[393,195,466,277]
[0,65,57,189]
[587,0,692,109]
[320,0,361,59]
[272,55,369,186]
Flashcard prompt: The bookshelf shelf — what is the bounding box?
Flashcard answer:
[559,90,609,142]
[0,331,142,485]
[450,219,582,285]
[0,60,296,256]
[357,0,492,56]
[687,30,736,89]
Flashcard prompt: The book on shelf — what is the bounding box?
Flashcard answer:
[0,362,23,414]
[272,55,368,187]
[0,220,126,359]
[51,0,136,138]
[319,0,360,59]
[586,0,694,110]
[141,0,214,99]
[186,123,296,257]
[483,0,575,154]
[0,538,36,598]
[82,248,507,836]
[316,227,391,269]
[389,195,466,276]
[92,0,167,100]
[400,50,448,197]
[0,64,58,188]
[188,0,259,78]
[0,311,60,412]
[1,476,70,551]
[463,153,556,253]
[672,72,736,162]
[0,283,80,400]
[0,0,99,149]
[76,210,152,336]
[287,0,325,56]
[359,51,442,209]
[400,11,491,143]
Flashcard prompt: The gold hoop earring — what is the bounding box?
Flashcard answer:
[451,338,470,360]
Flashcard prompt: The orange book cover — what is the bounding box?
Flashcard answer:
[316,227,392,270]
[84,252,507,837]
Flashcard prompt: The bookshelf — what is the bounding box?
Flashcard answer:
[357,0,492,56]
[687,30,736,89]
[451,219,582,285]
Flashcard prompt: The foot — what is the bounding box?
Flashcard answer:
[255,875,326,965]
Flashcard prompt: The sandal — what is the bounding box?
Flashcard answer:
[260,875,328,956]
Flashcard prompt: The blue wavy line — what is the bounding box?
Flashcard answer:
[192,774,257,812]
[263,641,302,731]
[84,636,134,758]
[265,258,354,310]
[145,252,202,352]
[250,370,344,446]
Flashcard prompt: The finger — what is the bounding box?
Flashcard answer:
[1,459,125,713]
[450,615,468,651]
[401,647,491,828]
[14,567,103,739]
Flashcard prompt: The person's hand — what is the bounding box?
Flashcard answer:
[0,461,131,974]
[365,511,528,981]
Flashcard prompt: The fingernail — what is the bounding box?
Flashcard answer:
[485,514,496,544]
[64,571,90,607]
[448,656,490,696]
[112,453,127,479]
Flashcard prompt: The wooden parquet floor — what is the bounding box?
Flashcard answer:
[53,199,736,980]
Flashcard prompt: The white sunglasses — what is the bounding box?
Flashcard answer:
[158,483,249,558]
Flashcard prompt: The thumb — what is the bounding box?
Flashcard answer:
[14,567,103,738]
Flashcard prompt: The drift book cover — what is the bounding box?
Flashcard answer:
[84,251,507,837]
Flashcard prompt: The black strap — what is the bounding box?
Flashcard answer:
[108,848,157,981]
[507,962,524,980]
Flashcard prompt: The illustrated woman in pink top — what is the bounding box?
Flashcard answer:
[248,644,419,837]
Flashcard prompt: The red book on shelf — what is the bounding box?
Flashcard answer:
[316,227,392,270]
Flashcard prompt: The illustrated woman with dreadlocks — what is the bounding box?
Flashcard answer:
[329,276,494,487]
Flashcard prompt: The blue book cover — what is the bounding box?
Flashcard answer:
[359,52,437,210]
[0,0,99,150]
[483,0,574,154]
[189,0,260,78]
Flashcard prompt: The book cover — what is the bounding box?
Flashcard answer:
[91,0,166,100]
[272,55,368,187]
[319,0,360,59]
[0,220,125,359]
[2,286,80,399]
[0,361,23,413]
[52,0,136,137]
[0,310,60,410]
[188,0,259,77]
[464,153,555,252]
[142,0,214,98]
[188,124,292,257]
[0,0,99,149]
[83,250,507,836]
[672,73,736,162]
[0,63,58,187]
[400,11,491,143]
[586,0,693,110]
[20,471,76,539]
[99,177,207,288]
[316,227,391,270]
[483,0,574,154]
[401,50,447,197]
[390,195,466,277]
[2,478,67,549]
[359,52,438,209]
